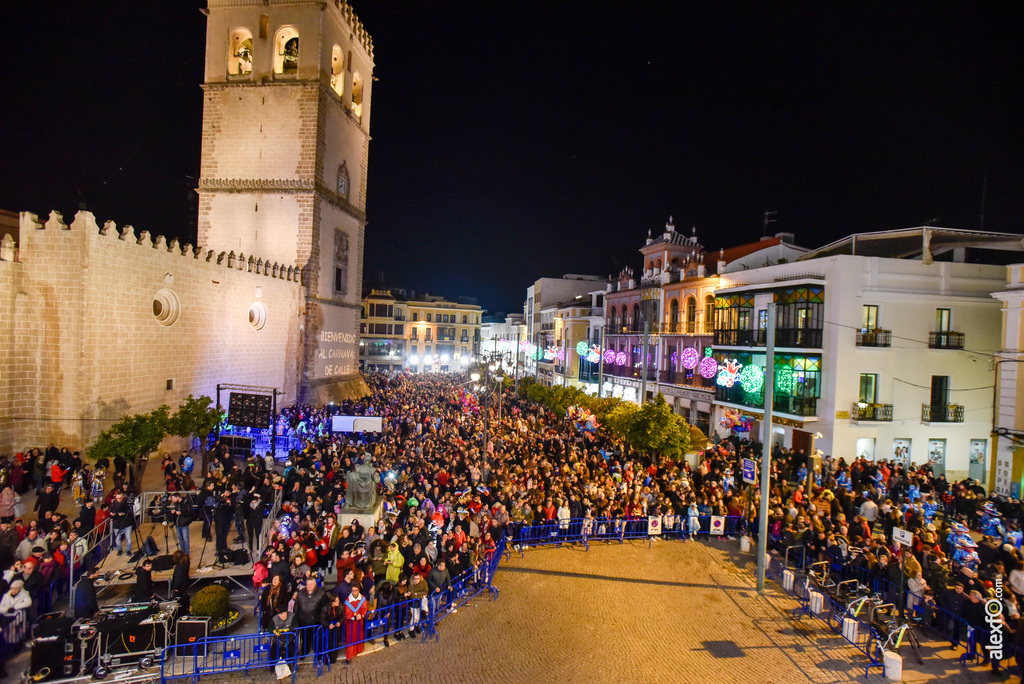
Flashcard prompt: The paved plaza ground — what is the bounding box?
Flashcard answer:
[299,537,1016,684]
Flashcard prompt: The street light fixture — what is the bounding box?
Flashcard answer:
[470,371,480,382]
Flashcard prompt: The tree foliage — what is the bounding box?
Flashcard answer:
[516,379,694,460]
[88,395,221,464]
[167,395,222,451]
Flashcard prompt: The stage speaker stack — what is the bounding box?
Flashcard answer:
[31,613,79,682]
[175,616,210,656]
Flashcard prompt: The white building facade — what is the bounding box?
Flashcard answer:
[712,228,1020,482]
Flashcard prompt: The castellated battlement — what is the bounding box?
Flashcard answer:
[0,208,305,456]
[6,210,303,284]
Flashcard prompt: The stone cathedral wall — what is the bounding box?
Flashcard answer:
[0,210,305,455]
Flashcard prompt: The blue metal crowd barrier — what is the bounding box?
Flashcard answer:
[161,630,299,683]
[508,515,746,556]
[157,532,508,683]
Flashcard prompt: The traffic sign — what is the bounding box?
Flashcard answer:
[893,527,913,547]
[742,458,757,484]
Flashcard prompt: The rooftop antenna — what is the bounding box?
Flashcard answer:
[763,210,777,237]
[980,166,988,231]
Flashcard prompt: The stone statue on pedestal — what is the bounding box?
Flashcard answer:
[345,461,378,509]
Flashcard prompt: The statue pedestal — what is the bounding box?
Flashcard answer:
[337,497,383,531]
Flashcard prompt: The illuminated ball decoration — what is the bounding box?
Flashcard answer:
[576,341,590,356]
[557,348,566,361]
[738,364,764,393]
[604,349,616,364]
[698,356,718,379]
[774,367,794,394]
[615,351,627,366]
[670,351,678,365]
[681,347,699,369]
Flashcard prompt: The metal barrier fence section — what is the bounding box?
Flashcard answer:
[508,515,746,555]
[158,533,507,682]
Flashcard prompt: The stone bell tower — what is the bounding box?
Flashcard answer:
[197,0,373,402]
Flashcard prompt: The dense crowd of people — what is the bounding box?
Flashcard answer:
[0,370,1021,675]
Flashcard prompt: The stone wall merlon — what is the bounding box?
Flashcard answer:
[19,210,303,283]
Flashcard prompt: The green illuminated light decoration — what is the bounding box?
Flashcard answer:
[738,364,764,393]
[774,366,794,393]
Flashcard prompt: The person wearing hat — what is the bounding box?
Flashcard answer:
[131,557,156,603]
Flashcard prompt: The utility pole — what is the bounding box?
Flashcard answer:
[640,320,650,404]
[597,326,605,398]
[562,335,568,386]
[756,302,776,592]
[762,210,777,237]
[514,330,520,394]
[534,331,540,382]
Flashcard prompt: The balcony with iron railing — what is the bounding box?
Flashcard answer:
[850,402,893,422]
[713,328,821,348]
[921,403,964,423]
[856,329,891,347]
[928,331,965,350]
[715,385,818,417]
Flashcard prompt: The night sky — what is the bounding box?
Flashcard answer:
[2,1,1022,314]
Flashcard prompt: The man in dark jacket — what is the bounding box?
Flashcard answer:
[77,499,97,535]
[131,557,156,603]
[74,567,101,618]
[34,483,60,517]
[109,490,133,556]
[294,575,326,654]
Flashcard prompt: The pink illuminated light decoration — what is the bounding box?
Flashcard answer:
[557,348,566,361]
[681,347,699,369]
[603,349,616,364]
[670,351,679,365]
[698,356,718,379]
[615,351,628,366]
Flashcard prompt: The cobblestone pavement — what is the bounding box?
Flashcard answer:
[211,537,1018,684]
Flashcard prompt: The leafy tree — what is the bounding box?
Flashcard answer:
[88,405,171,491]
[168,395,222,472]
[629,394,692,460]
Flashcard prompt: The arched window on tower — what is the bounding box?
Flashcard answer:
[686,297,697,333]
[336,163,350,200]
[351,72,364,119]
[704,294,715,334]
[632,304,640,332]
[228,28,253,75]
[330,44,344,96]
[273,27,299,75]
[669,299,680,333]
[620,305,628,332]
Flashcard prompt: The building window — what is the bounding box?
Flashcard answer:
[686,298,696,332]
[412,313,418,321]
[394,324,403,335]
[336,163,349,200]
[248,302,268,330]
[462,315,468,324]
[668,299,679,333]
[936,308,950,332]
[411,328,417,339]
[152,289,181,327]
[333,230,348,295]
[330,44,344,96]
[273,26,299,75]
[228,28,253,75]
[863,305,878,330]
[426,313,432,322]
[351,71,364,118]
[859,373,877,403]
